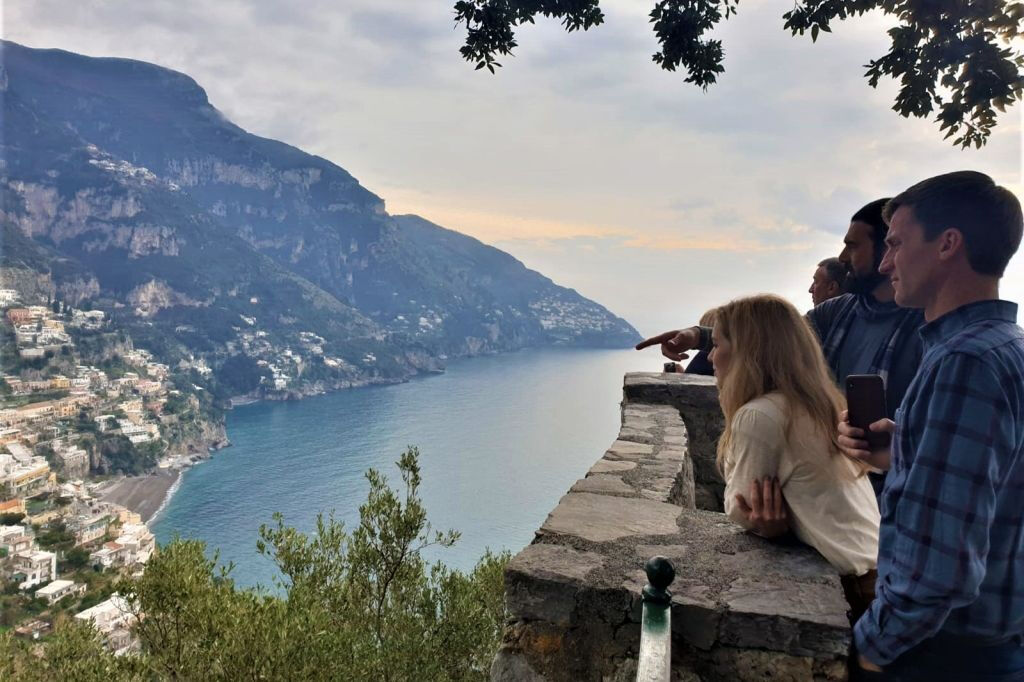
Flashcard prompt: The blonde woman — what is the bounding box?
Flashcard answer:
[710,294,879,619]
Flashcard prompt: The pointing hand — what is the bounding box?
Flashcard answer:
[635,327,699,362]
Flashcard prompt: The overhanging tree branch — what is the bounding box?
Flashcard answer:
[452,0,1024,148]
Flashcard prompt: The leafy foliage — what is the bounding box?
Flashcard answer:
[0,448,510,681]
[0,619,147,682]
[96,435,157,476]
[61,547,91,571]
[0,512,25,525]
[215,354,271,397]
[35,521,75,550]
[453,0,1024,147]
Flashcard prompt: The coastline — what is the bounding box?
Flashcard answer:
[96,375,419,527]
[98,469,182,525]
[117,349,623,532]
[147,468,184,524]
[132,346,641,587]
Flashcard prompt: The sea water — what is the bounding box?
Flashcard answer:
[152,348,650,588]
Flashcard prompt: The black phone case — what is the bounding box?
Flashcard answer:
[845,374,890,448]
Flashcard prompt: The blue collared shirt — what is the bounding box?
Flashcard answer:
[854,300,1024,666]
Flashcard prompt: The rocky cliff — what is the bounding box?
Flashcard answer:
[0,40,640,395]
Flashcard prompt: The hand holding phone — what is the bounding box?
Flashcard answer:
[839,410,893,471]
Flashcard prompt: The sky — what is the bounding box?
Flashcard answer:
[3,1,1023,342]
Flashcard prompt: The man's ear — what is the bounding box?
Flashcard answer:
[826,281,840,297]
[937,228,964,262]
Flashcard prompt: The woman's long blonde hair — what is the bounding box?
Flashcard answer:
[714,294,846,471]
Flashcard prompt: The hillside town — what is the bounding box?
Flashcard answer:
[0,288,163,653]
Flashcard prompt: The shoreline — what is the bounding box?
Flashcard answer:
[108,348,631,531]
[98,377,414,527]
[147,467,184,525]
[97,468,183,525]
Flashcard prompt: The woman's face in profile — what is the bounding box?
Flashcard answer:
[709,327,732,382]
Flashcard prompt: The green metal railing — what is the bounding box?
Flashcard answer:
[636,556,675,682]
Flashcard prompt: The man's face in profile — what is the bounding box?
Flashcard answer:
[839,221,884,295]
[809,265,839,306]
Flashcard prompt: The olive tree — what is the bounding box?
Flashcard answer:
[0,448,509,681]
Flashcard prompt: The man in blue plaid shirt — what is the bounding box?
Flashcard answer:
[840,171,1024,680]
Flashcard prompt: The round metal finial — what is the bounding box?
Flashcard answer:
[642,556,675,605]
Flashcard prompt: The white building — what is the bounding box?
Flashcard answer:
[117,420,148,437]
[0,453,52,498]
[117,420,158,444]
[0,524,33,555]
[58,446,90,479]
[75,594,136,655]
[90,523,156,569]
[13,549,57,589]
[70,309,105,329]
[116,523,155,565]
[35,579,85,605]
[69,511,111,546]
[6,442,32,463]
[89,541,125,569]
[0,289,20,306]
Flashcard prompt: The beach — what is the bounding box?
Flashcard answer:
[98,469,181,524]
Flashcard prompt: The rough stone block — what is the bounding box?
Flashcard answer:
[639,461,685,477]
[617,427,656,444]
[694,484,723,512]
[505,544,605,625]
[663,426,688,441]
[647,476,677,494]
[691,646,846,682]
[720,577,849,656]
[571,474,634,495]
[623,372,720,411]
[669,455,696,509]
[540,493,681,543]
[491,650,546,682]
[656,447,688,461]
[672,584,723,651]
[606,440,654,459]
[589,459,637,475]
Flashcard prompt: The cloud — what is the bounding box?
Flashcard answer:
[3,0,1022,330]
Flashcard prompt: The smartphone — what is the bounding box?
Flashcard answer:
[845,374,890,448]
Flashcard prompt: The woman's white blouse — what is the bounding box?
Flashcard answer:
[722,392,880,576]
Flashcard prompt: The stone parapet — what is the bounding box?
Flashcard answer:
[491,372,850,682]
[623,372,724,511]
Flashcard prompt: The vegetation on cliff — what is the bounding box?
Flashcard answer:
[0,448,510,681]
[1,39,640,400]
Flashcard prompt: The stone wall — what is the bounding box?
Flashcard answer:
[490,372,850,682]
[622,373,725,511]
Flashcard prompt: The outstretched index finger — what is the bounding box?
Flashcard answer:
[635,330,678,351]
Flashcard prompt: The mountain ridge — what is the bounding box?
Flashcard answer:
[1,39,640,396]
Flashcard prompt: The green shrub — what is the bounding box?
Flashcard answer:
[1,448,510,681]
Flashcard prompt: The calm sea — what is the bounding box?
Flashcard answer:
[152,348,650,588]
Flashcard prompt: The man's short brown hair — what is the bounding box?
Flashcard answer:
[884,171,1023,277]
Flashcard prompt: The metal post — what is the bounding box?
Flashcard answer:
[636,556,675,682]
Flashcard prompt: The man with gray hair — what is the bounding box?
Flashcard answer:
[809,256,846,306]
